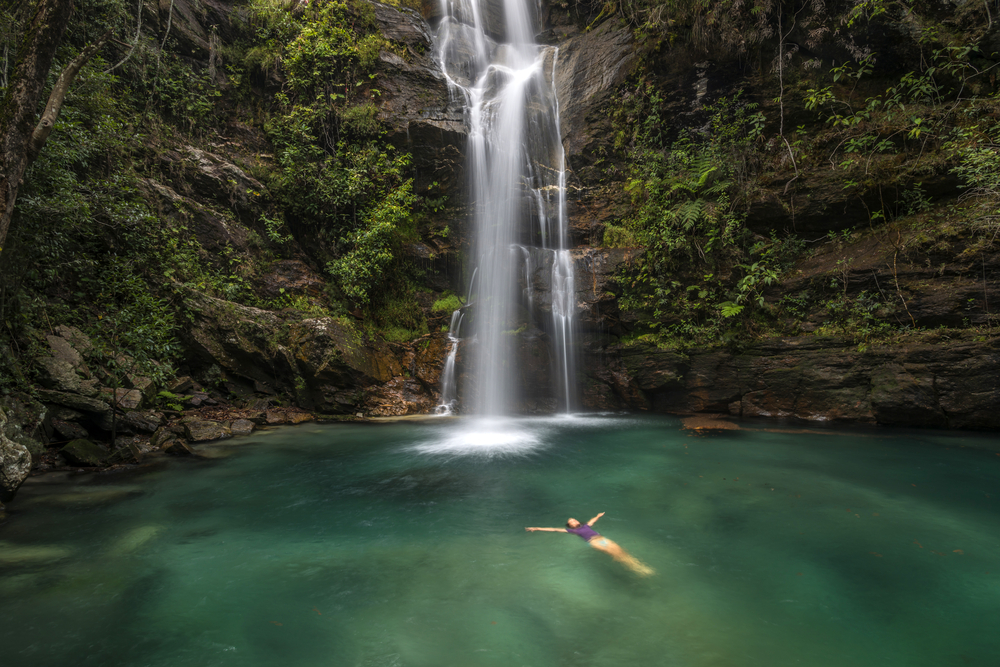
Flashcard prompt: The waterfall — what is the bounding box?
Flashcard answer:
[435,309,464,415]
[432,0,575,415]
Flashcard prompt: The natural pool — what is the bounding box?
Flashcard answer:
[1,415,998,666]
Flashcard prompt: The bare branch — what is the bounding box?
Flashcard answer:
[26,28,113,166]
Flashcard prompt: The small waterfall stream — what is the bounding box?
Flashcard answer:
[432,0,576,415]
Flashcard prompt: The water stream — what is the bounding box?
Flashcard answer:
[433,0,575,414]
[1,417,998,666]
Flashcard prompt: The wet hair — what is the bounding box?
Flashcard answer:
[566,518,579,528]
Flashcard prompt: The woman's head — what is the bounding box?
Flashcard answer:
[566,518,581,528]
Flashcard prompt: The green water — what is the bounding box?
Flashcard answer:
[1,415,998,666]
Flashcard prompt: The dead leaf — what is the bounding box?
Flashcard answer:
[914,540,924,548]
[953,550,964,555]
[312,607,322,615]
[869,552,883,557]
[872,513,879,516]
[931,550,945,556]
[270,621,283,626]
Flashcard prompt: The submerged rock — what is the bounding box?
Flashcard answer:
[0,541,72,566]
[107,525,162,556]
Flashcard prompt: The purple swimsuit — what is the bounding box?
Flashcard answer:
[566,524,600,542]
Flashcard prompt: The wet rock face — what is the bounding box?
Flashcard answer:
[746,171,965,237]
[143,178,254,257]
[579,335,1000,430]
[370,1,467,195]
[421,0,512,43]
[258,260,327,300]
[181,290,436,415]
[523,246,641,336]
[552,21,636,170]
[158,146,267,222]
[365,377,439,416]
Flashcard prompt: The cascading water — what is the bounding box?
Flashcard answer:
[432,0,576,415]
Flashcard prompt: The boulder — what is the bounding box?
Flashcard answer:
[36,390,112,415]
[35,329,93,393]
[100,387,144,410]
[60,439,110,467]
[98,410,164,434]
[53,325,92,351]
[0,408,32,502]
[167,376,196,393]
[183,395,204,408]
[230,419,254,436]
[183,419,232,442]
[126,375,157,401]
[1,394,48,467]
[162,439,198,457]
[150,427,176,450]
[182,290,301,395]
[265,409,288,425]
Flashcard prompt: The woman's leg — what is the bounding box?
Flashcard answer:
[590,538,654,576]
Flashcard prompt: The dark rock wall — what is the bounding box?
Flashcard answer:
[578,334,1000,430]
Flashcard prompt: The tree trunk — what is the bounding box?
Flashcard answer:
[0,0,74,255]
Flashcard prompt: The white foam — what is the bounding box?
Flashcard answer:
[409,414,640,457]
[411,418,547,457]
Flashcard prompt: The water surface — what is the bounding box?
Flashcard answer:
[1,415,998,666]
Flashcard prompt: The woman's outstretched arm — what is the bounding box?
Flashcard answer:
[525,527,567,532]
[586,512,605,526]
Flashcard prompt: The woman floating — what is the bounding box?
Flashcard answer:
[525,512,654,576]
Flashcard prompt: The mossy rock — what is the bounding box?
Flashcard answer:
[60,439,110,467]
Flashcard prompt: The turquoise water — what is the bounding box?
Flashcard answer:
[1,414,998,666]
